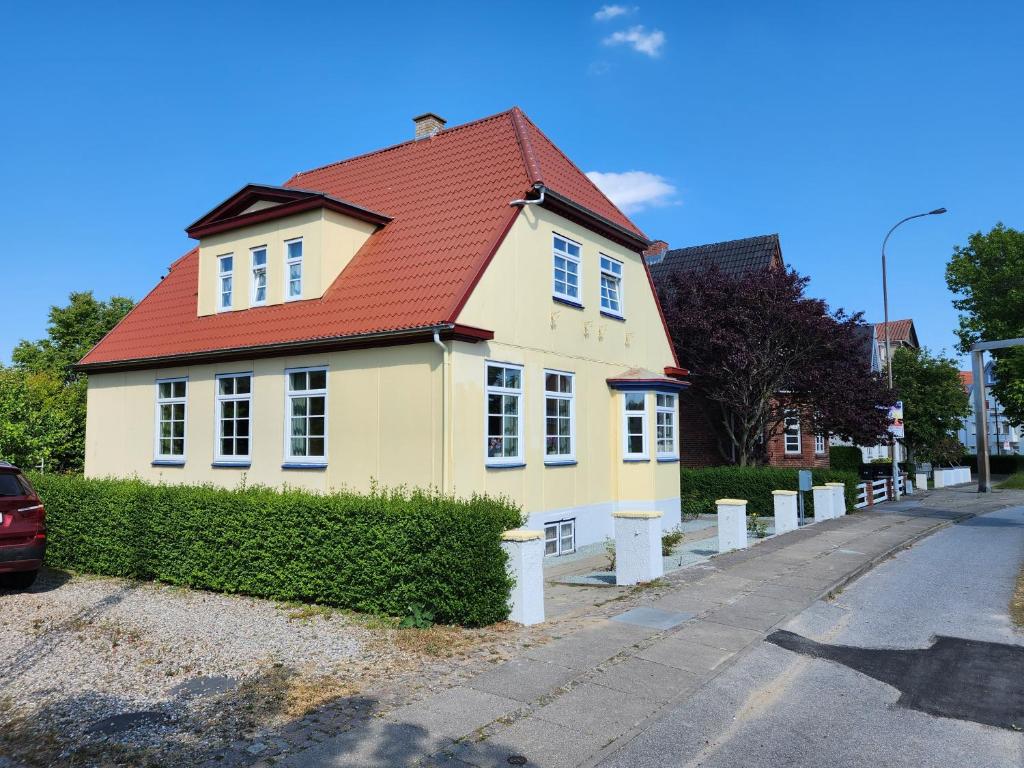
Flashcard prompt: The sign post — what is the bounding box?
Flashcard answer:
[888,401,905,501]
[797,469,812,523]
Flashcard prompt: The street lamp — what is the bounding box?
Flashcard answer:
[881,207,946,499]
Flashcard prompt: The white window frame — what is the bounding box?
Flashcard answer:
[485,361,524,467]
[544,370,575,464]
[251,246,268,306]
[285,237,303,301]
[215,372,253,465]
[784,409,802,454]
[217,253,234,311]
[544,518,576,557]
[815,433,826,455]
[655,392,678,460]
[622,391,649,460]
[154,377,188,462]
[552,233,582,304]
[284,366,327,465]
[599,254,624,317]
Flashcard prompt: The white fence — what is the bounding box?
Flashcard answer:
[854,477,899,509]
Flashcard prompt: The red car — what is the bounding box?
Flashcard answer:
[0,462,46,589]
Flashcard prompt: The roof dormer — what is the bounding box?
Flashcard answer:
[188,185,390,317]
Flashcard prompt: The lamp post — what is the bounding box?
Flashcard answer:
[881,208,946,499]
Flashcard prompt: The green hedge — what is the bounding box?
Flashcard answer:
[30,474,523,626]
[680,466,859,517]
[961,454,1024,475]
[829,446,862,473]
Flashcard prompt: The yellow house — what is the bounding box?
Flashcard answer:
[79,108,687,554]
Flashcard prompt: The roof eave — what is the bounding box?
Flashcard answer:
[538,188,649,252]
[76,323,492,374]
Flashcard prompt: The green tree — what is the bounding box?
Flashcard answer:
[891,347,971,463]
[1,291,133,471]
[945,224,1024,427]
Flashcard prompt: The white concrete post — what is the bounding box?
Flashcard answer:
[826,482,847,516]
[812,486,834,520]
[501,530,545,625]
[916,472,928,491]
[933,469,946,488]
[613,511,664,586]
[716,499,748,553]
[772,490,799,534]
[906,480,914,495]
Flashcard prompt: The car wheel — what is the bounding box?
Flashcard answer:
[0,570,38,590]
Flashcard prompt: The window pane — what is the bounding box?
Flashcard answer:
[309,417,325,437]
[236,376,251,395]
[559,436,571,454]
[545,372,558,392]
[503,437,518,457]
[172,403,185,420]
[236,419,249,437]
[487,366,504,387]
[291,437,306,456]
[546,399,557,417]
[628,435,644,453]
[503,416,517,436]
[626,393,645,410]
[219,378,233,395]
[221,438,233,455]
[488,437,503,458]
[308,370,326,390]
[545,539,557,556]
[220,256,233,273]
[557,399,570,418]
[158,382,171,399]
[288,240,303,259]
[172,421,184,438]
[503,397,518,416]
[488,394,503,415]
[171,438,184,455]
[560,375,572,393]
[289,372,306,391]
[504,368,521,389]
[222,401,235,419]
[236,438,249,456]
[292,398,308,417]
[628,415,644,434]
[159,438,171,455]
[309,395,325,414]
[567,242,580,257]
[172,381,186,398]
[489,415,503,437]
[291,417,307,437]
[236,400,249,418]
[308,438,325,457]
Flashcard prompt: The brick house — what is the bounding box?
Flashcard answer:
[647,234,828,468]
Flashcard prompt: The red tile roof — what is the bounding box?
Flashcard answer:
[959,371,974,390]
[874,319,916,346]
[80,108,644,368]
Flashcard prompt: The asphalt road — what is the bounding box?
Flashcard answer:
[597,505,1024,768]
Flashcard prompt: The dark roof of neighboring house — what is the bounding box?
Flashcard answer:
[79,107,647,368]
[854,324,877,365]
[648,234,783,283]
[875,319,919,349]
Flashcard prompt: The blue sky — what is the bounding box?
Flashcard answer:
[3,1,1022,366]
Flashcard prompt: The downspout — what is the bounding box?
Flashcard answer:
[510,184,546,207]
[433,330,450,493]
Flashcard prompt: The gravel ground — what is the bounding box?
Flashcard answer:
[0,569,548,767]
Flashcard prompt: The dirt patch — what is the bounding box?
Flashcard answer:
[1012,561,1024,629]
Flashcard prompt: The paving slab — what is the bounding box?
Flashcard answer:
[668,619,764,652]
[634,636,734,674]
[588,656,702,702]
[702,603,789,632]
[524,620,653,670]
[466,716,606,768]
[385,687,520,739]
[533,682,660,738]
[466,658,576,703]
[610,606,694,630]
[277,719,445,768]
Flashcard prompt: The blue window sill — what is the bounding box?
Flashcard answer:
[282,462,327,470]
[152,459,185,467]
[544,459,577,467]
[600,310,626,322]
[553,296,584,310]
[212,461,251,469]
[486,462,526,469]
[623,457,651,463]
[657,456,680,463]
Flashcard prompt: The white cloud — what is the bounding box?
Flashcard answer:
[586,170,677,214]
[603,25,665,57]
[594,4,635,21]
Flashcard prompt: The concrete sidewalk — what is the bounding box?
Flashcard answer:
[280,485,1023,768]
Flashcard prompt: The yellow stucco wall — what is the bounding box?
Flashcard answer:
[84,345,441,493]
[196,208,376,316]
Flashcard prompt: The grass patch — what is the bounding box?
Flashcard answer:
[1012,563,1024,629]
[997,474,1024,490]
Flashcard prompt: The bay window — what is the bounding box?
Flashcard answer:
[656,393,678,459]
[623,392,648,460]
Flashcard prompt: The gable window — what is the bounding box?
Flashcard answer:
[155,378,187,461]
[623,392,648,460]
[544,519,575,556]
[655,393,678,459]
[216,373,252,463]
[815,433,826,455]
[600,255,623,316]
[218,254,233,310]
[286,367,326,463]
[552,234,581,304]
[251,247,267,306]
[486,362,523,465]
[784,409,802,454]
[285,238,303,300]
[544,370,574,462]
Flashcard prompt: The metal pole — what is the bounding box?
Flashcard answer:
[880,208,946,501]
[972,350,991,492]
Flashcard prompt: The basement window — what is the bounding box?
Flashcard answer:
[544,519,575,556]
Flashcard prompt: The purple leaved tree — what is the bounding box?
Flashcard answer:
[658,265,892,466]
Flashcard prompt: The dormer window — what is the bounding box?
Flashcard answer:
[218,255,233,311]
[286,238,303,300]
[251,247,267,306]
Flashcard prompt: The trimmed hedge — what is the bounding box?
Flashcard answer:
[680,466,859,517]
[961,454,1024,475]
[829,446,862,473]
[30,474,523,626]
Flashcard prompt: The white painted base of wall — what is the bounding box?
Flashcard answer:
[524,495,681,552]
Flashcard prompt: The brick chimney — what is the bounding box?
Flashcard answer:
[644,240,669,265]
[413,112,447,139]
